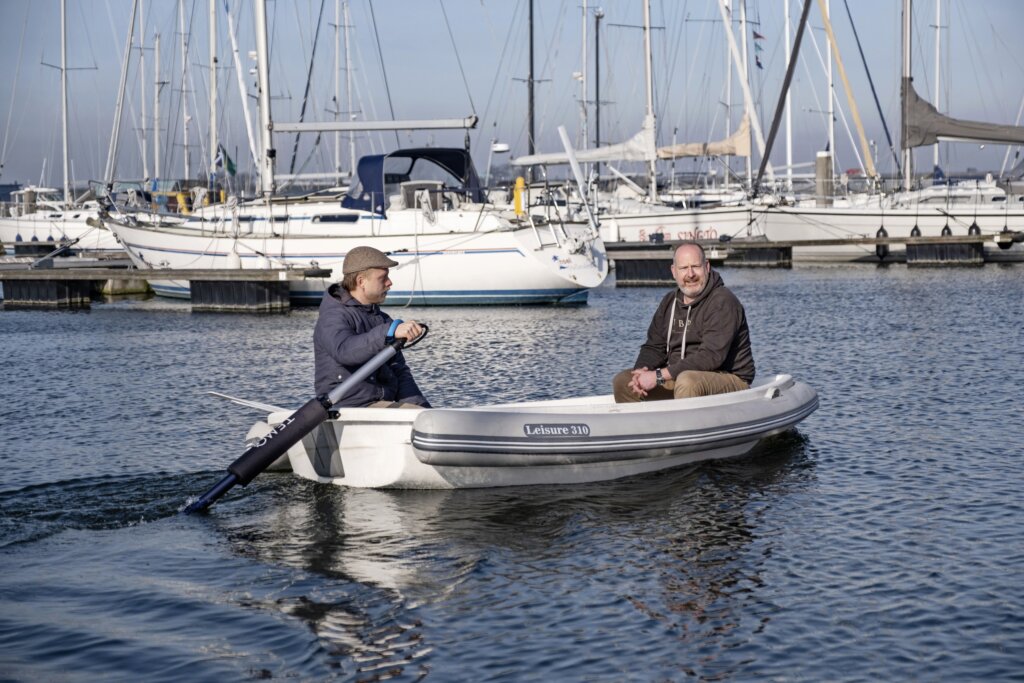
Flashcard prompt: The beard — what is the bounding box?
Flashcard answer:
[680,278,705,298]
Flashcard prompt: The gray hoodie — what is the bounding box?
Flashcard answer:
[313,284,430,407]
[634,269,755,383]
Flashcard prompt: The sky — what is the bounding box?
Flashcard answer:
[1,0,1023,191]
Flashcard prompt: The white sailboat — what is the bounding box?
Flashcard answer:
[511,0,763,246]
[757,0,1024,262]
[0,186,122,254]
[105,145,608,304]
[101,2,608,305]
[0,1,124,257]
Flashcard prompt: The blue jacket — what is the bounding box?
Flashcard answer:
[313,284,430,407]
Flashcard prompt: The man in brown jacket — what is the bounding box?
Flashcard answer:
[613,242,755,402]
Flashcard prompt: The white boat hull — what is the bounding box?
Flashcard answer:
[270,374,818,489]
[106,213,607,305]
[590,200,1024,263]
[0,210,123,254]
[755,203,1024,262]
[598,205,754,244]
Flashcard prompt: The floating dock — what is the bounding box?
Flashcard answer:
[608,232,1022,285]
[0,264,331,312]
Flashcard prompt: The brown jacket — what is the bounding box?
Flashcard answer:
[634,270,755,383]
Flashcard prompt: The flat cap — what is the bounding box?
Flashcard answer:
[342,246,399,275]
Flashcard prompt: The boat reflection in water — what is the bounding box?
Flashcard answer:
[221,430,812,678]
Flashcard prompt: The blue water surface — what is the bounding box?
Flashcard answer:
[1,264,1022,681]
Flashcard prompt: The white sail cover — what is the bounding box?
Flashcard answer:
[656,114,751,159]
[512,116,656,166]
[902,78,1024,148]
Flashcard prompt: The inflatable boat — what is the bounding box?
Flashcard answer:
[249,373,818,489]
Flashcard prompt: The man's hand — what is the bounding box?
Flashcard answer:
[395,320,424,341]
[628,367,653,397]
[628,367,672,397]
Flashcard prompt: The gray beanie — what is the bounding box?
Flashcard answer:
[342,246,399,275]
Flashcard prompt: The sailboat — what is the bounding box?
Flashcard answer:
[0,0,123,257]
[755,0,1024,262]
[511,0,762,246]
[101,2,608,305]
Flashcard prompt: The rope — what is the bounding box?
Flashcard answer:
[842,0,901,178]
[439,0,476,116]
[367,1,400,148]
[289,0,328,176]
[0,4,29,180]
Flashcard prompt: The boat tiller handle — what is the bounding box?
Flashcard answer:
[183,330,424,514]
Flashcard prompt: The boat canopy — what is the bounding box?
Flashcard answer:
[902,78,1024,148]
[342,148,486,217]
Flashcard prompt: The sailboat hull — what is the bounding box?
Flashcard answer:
[105,212,608,305]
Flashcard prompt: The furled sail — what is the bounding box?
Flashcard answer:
[656,114,751,159]
[511,116,656,166]
[902,78,1024,148]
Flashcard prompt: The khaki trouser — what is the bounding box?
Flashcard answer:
[367,400,426,409]
[612,369,749,403]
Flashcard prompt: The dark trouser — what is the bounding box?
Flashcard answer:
[612,369,749,403]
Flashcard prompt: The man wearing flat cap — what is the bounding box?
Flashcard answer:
[313,246,431,408]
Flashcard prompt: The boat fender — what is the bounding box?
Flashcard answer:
[385,319,403,344]
[998,227,1013,250]
[941,224,952,236]
[968,222,980,235]
[875,226,889,261]
[910,225,921,237]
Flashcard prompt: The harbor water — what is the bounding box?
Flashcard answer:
[1,265,1022,681]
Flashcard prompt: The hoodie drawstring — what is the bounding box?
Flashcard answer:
[665,296,692,361]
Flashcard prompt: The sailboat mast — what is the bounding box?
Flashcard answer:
[345,0,355,175]
[528,0,536,168]
[60,0,69,206]
[594,8,602,155]
[784,0,793,191]
[334,0,341,180]
[255,0,276,197]
[901,0,913,190]
[209,0,218,186]
[826,0,835,160]
[224,2,258,176]
[717,0,773,182]
[104,0,139,187]
[154,33,161,177]
[580,0,588,151]
[642,0,656,200]
[179,0,189,182]
[933,0,941,170]
[140,0,148,179]
[740,0,752,187]
[725,0,732,178]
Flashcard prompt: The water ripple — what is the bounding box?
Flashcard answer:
[2,266,1023,680]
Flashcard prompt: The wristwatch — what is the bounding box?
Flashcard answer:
[655,368,665,387]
